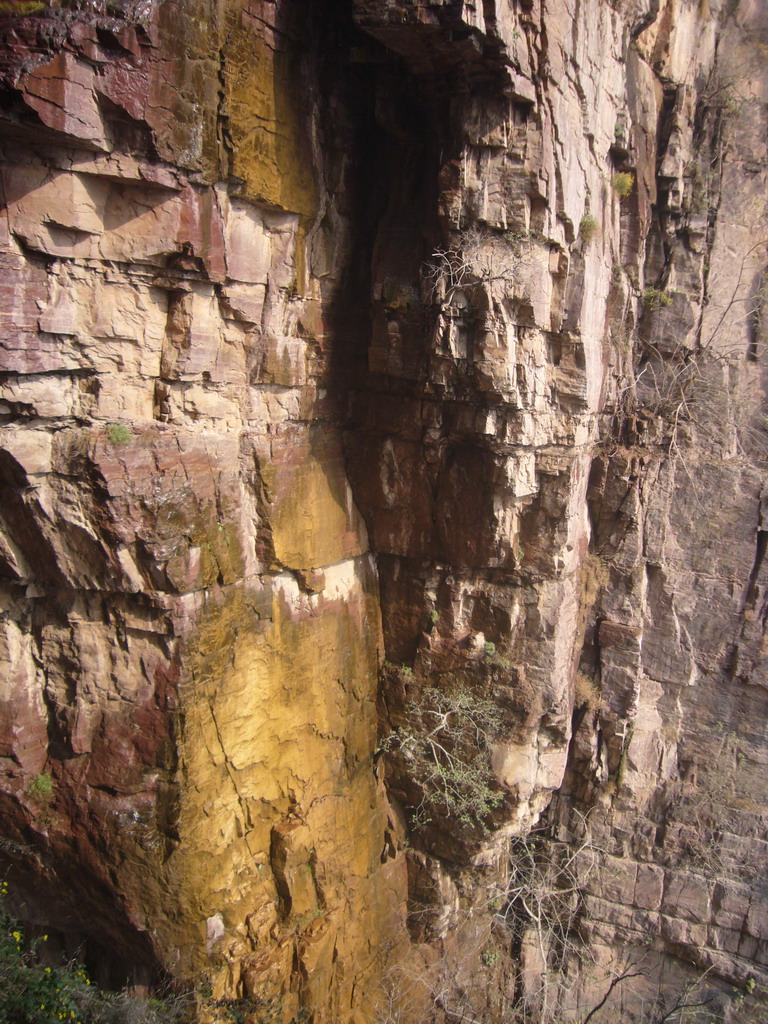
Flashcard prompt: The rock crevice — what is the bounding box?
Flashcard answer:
[0,0,766,1021]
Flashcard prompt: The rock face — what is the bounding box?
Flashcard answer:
[0,1,408,1016]
[0,0,766,1022]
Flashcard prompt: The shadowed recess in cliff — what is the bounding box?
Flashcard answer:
[0,1,767,1021]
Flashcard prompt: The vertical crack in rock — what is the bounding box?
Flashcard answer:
[0,0,766,1021]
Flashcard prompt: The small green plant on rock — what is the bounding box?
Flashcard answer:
[26,773,54,804]
[579,214,599,242]
[611,172,634,198]
[106,423,131,445]
[383,660,415,683]
[480,948,498,969]
[482,640,496,659]
[381,278,419,311]
[643,286,672,311]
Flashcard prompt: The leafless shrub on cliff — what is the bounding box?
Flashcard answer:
[632,343,712,441]
[697,41,768,133]
[375,927,734,1024]
[423,228,536,307]
[374,976,423,1024]
[633,339,768,467]
[574,962,735,1024]
[626,965,737,1024]
[574,671,602,713]
[376,941,499,1024]
[484,811,600,1024]
[625,242,768,465]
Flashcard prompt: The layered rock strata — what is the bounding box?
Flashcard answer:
[0,1,407,1016]
[0,0,766,1022]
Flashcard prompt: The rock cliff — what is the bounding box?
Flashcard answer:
[0,0,765,1022]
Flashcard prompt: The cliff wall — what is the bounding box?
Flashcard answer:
[0,0,765,1022]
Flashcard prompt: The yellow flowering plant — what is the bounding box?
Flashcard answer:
[0,882,87,1024]
[0,880,193,1023]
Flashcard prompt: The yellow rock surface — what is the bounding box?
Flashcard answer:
[164,561,404,1019]
[223,9,318,221]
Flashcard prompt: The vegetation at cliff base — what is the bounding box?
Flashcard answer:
[0,3,46,15]
[0,1,160,21]
[0,881,188,1024]
[1,881,316,1024]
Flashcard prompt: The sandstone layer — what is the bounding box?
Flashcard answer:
[0,0,766,1022]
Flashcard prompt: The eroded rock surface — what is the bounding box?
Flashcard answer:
[0,1,407,1016]
[0,0,766,1022]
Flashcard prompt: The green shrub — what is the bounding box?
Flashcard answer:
[480,948,498,968]
[611,172,634,198]
[381,278,419,311]
[26,774,54,803]
[643,286,672,311]
[579,214,599,242]
[483,640,496,659]
[0,881,191,1024]
[390,685,505,834]
[106,423,131,446]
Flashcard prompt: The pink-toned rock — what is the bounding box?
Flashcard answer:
[22,52,108,149]
[0,0,766,1021]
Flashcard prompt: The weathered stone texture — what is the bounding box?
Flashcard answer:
[0,0,766,1021]
[0,1,408,1018]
